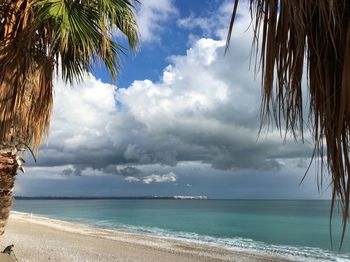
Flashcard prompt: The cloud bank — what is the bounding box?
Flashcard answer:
[36,34,311,175]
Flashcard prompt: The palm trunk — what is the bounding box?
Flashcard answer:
[0,153,16,235]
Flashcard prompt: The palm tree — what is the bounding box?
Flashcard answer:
[227,0,350,246]
[0,0,139,235]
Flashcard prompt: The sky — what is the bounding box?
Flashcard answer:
[14,0,331,199]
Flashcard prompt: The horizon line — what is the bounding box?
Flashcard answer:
[13,196,332,201]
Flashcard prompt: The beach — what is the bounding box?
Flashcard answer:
[0,213,290,262]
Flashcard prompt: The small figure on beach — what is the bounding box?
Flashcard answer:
[1,244,18,261]
[2,244,14,255]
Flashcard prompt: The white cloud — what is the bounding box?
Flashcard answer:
[125,176,140,183]
[136,0,178,43]
[142,172,177,184]
[177,1,250,40]
[178,15,213,35]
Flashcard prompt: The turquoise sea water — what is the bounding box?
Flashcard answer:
[12,199,350,261]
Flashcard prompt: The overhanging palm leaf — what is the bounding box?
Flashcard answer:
[227,0,350,247]
[0,0,139,235]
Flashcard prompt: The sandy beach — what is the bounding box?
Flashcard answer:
[0,212,292,262]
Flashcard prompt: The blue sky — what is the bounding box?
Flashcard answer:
[15,0,330,199]
[94,1,221,87]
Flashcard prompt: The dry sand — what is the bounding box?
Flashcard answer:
[0,213,293,262]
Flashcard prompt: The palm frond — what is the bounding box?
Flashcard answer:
[227,0,350,247]
[0,0,139,151]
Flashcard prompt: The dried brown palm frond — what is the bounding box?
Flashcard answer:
[227,0,350,247]
[0,0,52,151]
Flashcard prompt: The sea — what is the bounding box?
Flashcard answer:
[12,199,350,261]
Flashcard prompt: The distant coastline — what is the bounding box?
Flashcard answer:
[14,195,209,200]
[14,196,333,201]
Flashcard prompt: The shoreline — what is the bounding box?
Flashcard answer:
[1,212,294,262]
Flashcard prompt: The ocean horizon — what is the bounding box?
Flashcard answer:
[12,199,350,262]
